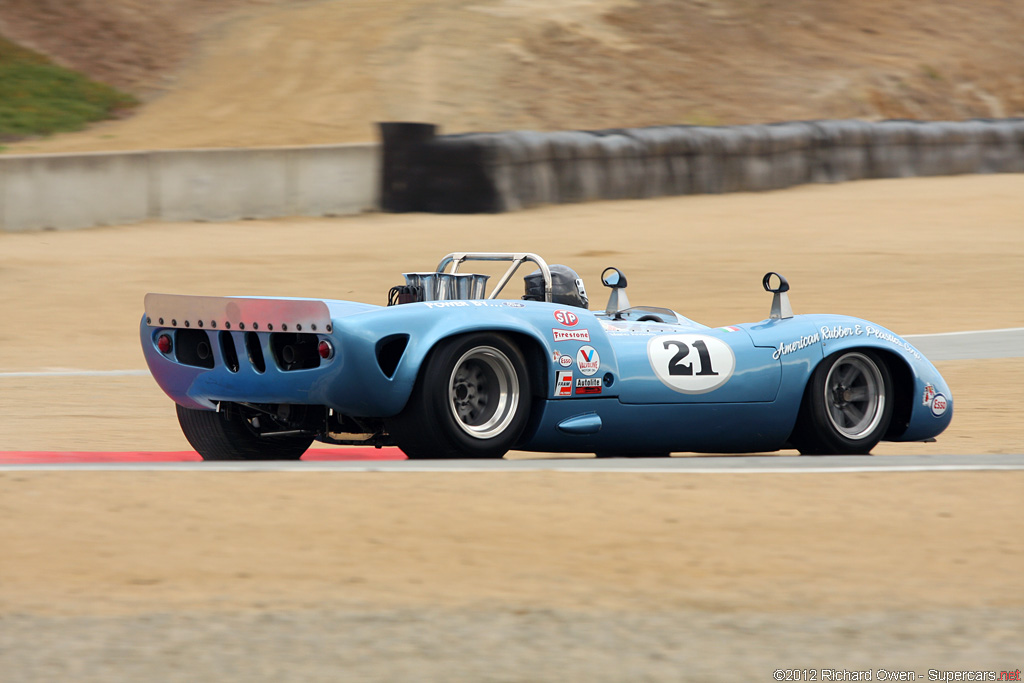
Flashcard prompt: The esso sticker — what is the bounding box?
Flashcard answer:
[553,310,579,327]
[931,393,948,417]
[647,334,735,394]
[558,354,573,367]
[576,346,600,376]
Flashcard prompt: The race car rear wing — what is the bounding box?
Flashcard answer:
[144,294,333,333]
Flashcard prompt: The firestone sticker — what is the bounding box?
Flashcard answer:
[555,371,573,397]
[576,346,600,376]
[553,329,591,343]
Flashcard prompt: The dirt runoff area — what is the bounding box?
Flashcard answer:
[1,174,1023,680]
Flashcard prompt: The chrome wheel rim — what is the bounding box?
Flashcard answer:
[448,346,519,439]
[824,352,886,440]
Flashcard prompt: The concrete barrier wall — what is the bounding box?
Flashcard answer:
[4,119,1021,229]
[0,144,379,232]
[379,119,1024,213]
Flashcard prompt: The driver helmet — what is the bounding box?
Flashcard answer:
[523,265,588,309]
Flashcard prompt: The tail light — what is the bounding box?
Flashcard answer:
[157,334,173,354]
[318,340,334,360]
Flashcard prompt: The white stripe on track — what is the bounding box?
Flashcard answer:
[0,369,149,378]
[904,327,1024,338]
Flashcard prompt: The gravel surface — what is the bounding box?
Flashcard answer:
[3,607,1021,681]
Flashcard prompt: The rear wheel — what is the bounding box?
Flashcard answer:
[176,403,313,460]
[791,350,893,455]
[387,333,531,459]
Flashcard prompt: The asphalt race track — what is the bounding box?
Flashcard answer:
[903,327,1024,360]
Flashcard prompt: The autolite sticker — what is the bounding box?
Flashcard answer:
[576,345,600,376]
[575,377,602,395]
[553,329,591,343]
[555,371,573,397]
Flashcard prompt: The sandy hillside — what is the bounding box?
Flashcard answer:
[2,0,1023,153]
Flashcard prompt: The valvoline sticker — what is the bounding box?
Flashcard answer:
[576,345,600,376]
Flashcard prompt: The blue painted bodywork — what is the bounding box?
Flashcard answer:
[141,295,953,453]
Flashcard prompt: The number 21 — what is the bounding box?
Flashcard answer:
[664,339,718,376]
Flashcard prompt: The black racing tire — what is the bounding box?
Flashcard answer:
[176,403,313,461]
[387,333,532,459]
[790,350,894,455]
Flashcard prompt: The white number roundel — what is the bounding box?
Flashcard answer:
[647,334,735,394]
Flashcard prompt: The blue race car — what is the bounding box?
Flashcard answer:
[140,252,952,460]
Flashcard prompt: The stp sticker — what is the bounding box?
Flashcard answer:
[553,329,591,343]
[576,345,600,376]
[558,354,573,367]
[553,309,579,327]
[647,334,736,394]
[575,377,602,395]
[931,393,948,417]
[555,371,573,397]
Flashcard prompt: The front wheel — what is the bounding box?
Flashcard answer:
[176,403,313,460]
[387,333,532,459]
[790,350,893,455]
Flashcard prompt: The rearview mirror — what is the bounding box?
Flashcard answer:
[601,267,628,289]
[601,267,630,317]
[762,271,793,319]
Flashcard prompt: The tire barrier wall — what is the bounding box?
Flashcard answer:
[378,119,1024,213]
[0,144,379,232]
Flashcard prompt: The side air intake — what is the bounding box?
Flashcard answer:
[375,334,409,378]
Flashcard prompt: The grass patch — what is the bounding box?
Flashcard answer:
[0,36,137,141]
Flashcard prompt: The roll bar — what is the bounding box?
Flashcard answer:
[436,252,553,302]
